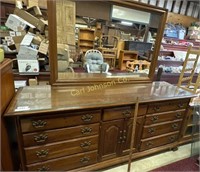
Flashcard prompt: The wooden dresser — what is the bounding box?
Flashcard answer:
[0,58,15,171]
[4,82,195,171]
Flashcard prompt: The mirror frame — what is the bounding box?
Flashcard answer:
[47,0,168,86]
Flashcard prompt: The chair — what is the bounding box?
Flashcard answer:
[84,49,109,73]
[98,35,119,69]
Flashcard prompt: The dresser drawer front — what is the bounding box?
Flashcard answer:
[142,120,182,139]
[103,105,147,121]
[147,100,189,114]
[26,150,98,171]
[145,110,185,125]
[140,132,179,151]
[25,135,98,164]
[23,123,99,147]
[20,110,101,133]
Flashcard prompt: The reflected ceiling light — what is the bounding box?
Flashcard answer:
[121,21,133,26]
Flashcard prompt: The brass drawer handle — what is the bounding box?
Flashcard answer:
[122,136,127,143]
[80,141,91,149]
[36,149,49,158]
[82,114,93,122]
[171,123,178,130]
[32,120,47,129]
[80,156,90,164]
[148,128,155,134]
[151,116,159,123]
[169,136,176,142]
[178,103,184,108]
[175,113,182,118]
[118,136,123,143]
[37,166,50,171]
[34,134,48,143]
[81,127,92,135]
[146,141,153,147]
[153,106,160,112]
[122,110,131,117]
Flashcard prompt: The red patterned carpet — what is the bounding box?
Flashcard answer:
[151,156,199,172]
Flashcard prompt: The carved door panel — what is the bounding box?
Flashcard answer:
[99,119,123,161]
[121,116,145,155]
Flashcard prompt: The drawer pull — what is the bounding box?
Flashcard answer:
[36,149,49,158]
[153,106,160,112]
[32,120,47,128]
[122,136,127,143]
[146,141,153,147]
[80,141,91,149]
[171,123,178,130]
[148,128,155,134]
[82,114,93,122]
[122,110,131,117]
[80,156,90,164]
[151,116,159,123]
[178,103,184,108]
[34,134,48,143]
[175,113,182,118]
[169,136,176,142]
[37,166,50,171]
[81,127,92,135]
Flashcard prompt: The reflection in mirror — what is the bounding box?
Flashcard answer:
[52,0,165,82]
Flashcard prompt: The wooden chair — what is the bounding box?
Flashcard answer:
[126,60,151,72]
[177,46,200,94]
[98,35,119,69]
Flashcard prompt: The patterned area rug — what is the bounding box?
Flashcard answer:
[151,156,199,172]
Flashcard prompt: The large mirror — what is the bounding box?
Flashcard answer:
[47,0,168,85]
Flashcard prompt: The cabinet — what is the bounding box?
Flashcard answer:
[119,50,138,70]
[4,82,194,171]
[78,28,95,53]
[0,59,15,171]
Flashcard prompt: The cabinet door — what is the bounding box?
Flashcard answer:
[121,116,145,155]
[99,119,123,161]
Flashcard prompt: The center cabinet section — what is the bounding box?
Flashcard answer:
[99,105,146,161]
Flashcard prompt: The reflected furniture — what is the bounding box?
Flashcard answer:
[78,28,95,54]
[4,82,195,171]
[98,35,119,69]
[84,49,109,73]
[119,50,138,70]
[126,60,151,72]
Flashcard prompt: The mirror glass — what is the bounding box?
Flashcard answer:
[51,0,166,83]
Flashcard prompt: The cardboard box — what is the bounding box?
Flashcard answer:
[38,39,49,55]
[26,6,42,17]
[18,46,38,59]
[5,14,35,32]
[27,0,39,8]
[14,8,48,33]
[5,36,16,50]
[0,30,10,37]
[17,59,39,74]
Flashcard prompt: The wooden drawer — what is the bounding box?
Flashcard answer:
[142,119,182,139]
[140,132,179,151]
[145,110,185,125]
[20,110,101,133]
[147,100,189,114]
[26,150,97,171]
[103,105,147,121]
[23,123,99,147]
[25,135,98,164]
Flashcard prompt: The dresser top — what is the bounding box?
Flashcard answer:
[5,81,195,117]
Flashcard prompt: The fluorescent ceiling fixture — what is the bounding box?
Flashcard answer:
[112,5,150,24]
[121,21,133,26]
